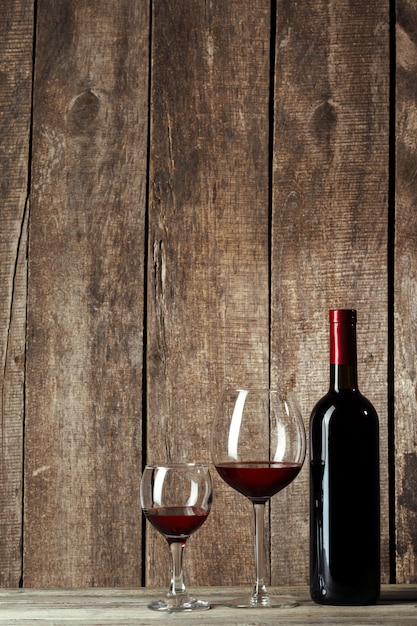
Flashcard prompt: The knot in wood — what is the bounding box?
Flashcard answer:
[285,190,301,212]
[68,89,100,135]
[312,100,337,150]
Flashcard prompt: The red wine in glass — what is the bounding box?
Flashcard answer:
[211,388,306,609]
[215,461,302,502]
[144,506,209,542]
[140,463,212,612]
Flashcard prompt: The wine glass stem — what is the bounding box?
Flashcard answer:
[168,541,187,596]
[253,502,268,597]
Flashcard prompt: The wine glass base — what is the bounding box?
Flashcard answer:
[148,596,211,612]
[223,594,298,609]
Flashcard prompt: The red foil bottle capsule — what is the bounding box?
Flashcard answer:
[329,309,357,366]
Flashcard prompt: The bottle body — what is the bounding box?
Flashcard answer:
[309,310,380,605]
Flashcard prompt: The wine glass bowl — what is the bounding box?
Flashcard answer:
[211,388,306,608]
[140,463,212,612]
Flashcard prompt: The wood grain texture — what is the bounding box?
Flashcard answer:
[146,0,271,587]
[395,0,417,584]
[0,0,414,589]
[24,0,149,586]
[271,0,390,584]
[0,0,34,586]
[0,586,413,624]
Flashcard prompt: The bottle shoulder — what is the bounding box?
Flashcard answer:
[310,389,379,423]
[309,388,380,467]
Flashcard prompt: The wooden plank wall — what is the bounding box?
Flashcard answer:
[272,0,390,584]
[395,0,417,584]
[25,0,149,587]
[146,1,271,587]
[0,0,415,588]
[0,0,32,586]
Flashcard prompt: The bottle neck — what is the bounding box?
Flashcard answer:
[329,319,358,392]
[330,364,358,391]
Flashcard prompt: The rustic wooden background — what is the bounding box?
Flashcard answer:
[0,0,416,589]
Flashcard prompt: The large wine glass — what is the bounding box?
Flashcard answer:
[211,388,306,608]
[140,463,213,612]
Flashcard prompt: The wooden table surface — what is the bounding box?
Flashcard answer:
[0,585,416,625]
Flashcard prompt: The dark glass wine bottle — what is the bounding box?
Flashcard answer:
[310,309,380,605]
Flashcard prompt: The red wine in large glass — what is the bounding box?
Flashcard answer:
[215,461,302,502]
[211,388,306,608]
[144,506,209,542]
[310,310,380,606]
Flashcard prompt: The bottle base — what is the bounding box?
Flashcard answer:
[310,587,380,606]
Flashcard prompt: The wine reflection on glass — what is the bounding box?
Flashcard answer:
[140,463,212,612]
[211,388,306,608]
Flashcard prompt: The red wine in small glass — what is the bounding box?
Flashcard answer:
[140,463,212,612]
[144,506,209,542]
[211,388,306,609]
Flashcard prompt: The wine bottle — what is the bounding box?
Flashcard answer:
[309,309,380,605]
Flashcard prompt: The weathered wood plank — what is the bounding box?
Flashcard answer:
[0,586,413,624]
[0,0,34,587]
[24,0,149,586]
[395,0,417,584]
[272,0,390,583]
[146,0,271,587]
[0,0,411,589]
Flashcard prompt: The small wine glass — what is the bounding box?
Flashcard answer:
[140,463,212,612]
[211,388,306,608]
